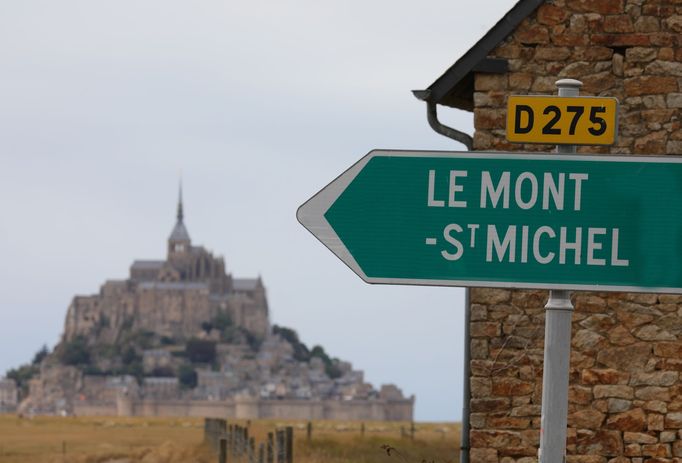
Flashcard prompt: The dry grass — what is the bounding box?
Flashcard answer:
[0,415,459,463]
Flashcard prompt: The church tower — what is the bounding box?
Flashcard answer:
[168,184,191,258]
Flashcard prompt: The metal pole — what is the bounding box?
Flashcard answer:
[460,288,471,463]
[538,78,581,463]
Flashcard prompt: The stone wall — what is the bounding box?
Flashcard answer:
[469,1,682,462]
[72,396,414,422]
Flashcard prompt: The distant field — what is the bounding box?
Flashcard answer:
[0,415,460,463]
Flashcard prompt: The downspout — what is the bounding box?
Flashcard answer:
[412,89,471,463]
[412,90,473,150]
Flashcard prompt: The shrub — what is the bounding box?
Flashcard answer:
[6,363,38,397]
[60,337,91,366]
[121,346,140,365]
[273,325,310,362]
[212,311,232,331]
[310,345,343,379]
[32,345,49,365]
[178,364,197,389]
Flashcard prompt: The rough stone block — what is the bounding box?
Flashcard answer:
[609,398,633,413]
[597,344,652,372]
[470,321,501,338]
[644,401,668,414]
[636,387,671,401]
[487,416,530,429]
[642,444,671,458]
[664,15,682,33]
[470,448,498,463]
[625,76,678,96]
[592,33,651,47]
[570,386,594,405]
[470,304,488,321]
[470,377,492,398]
[515,23,550,45]
[659,344,682,363]
[568,408,606,428]
[607,408,647,432]
[603,15,634,33]
[594,385,635,399]
[631,371,679,387]
[471,288,511,304]
[470,429,523,448]
[537,4,569,24]
[660,431,676,443]
[582,369,628,385]
[624,432,658,444]
[648,413,665,432]
[566,455,608,463]
[491,377,534,397]
[626,47,658,62]
[626,443,643,456]
[673,440,682,457]
[474,74,508,92]
[471,397,510,413]
[566,0,624,14]
[665,412,682,428]
[474,108,506,130]
[634,131,668,154]
[634,16,660,33]
[646,61,682,77]
[577,429,624,456]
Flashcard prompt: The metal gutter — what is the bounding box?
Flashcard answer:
[412,89,473,150]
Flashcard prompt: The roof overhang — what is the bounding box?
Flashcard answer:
[414,0,544,110]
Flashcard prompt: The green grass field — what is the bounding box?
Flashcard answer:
[0,415,460,463]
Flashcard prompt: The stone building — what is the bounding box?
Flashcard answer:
[64,189,270,344]
[415,1,682,462]
[0,378,18,412]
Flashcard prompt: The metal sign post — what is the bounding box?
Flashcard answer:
[538,79,582,463]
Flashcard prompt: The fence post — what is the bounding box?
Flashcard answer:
[285,427,293,463]
[236,425,242,459]
[307,421,312,441]
[220,438,227,463]
[242,427,249,458]
[276,430,285,463]
[361,422,365,437]
[259,443,265,463]
[249,437,256,463]
[267,432,274,463]
[411,422,415,440]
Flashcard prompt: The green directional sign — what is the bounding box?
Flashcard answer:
[297,150,682,293]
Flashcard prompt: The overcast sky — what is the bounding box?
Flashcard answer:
[0,0,518,421]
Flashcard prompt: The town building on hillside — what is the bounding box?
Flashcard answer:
[415,0,682,461]
[21,189,414,421]
[0,378,18,412]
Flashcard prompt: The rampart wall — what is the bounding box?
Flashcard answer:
[73,396,414,421]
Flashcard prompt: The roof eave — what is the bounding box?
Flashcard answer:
[420,0,544,110]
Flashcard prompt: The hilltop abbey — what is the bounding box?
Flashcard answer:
[65,191,269,346]
[17,191,413,421]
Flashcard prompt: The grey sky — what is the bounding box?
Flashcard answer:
[0,0,518,421]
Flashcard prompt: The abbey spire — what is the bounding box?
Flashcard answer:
[168,183,191,256]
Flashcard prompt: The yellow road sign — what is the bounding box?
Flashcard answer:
[506,95,618,145]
